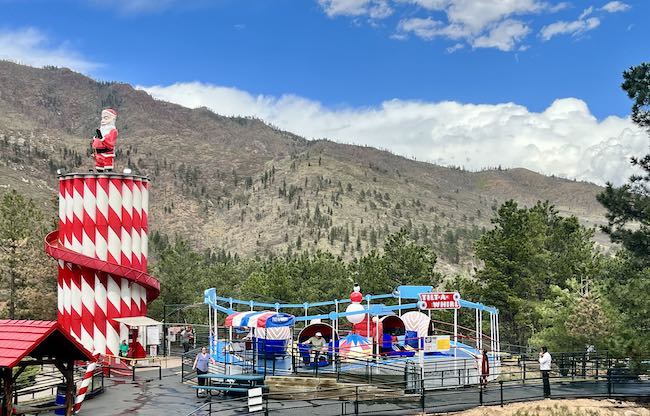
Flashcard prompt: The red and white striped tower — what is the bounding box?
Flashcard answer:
[45,172,160,357]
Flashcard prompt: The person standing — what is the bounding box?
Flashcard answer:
[119,340,129,358]
[480,348,490,388]
[539,346,552,398]
[193,347,216,397]
[188,326,195,349]
[181,328,190,353]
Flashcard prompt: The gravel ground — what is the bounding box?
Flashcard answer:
[446,399,650,416]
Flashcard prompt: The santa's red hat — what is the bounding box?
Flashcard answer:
[102,108,117,117]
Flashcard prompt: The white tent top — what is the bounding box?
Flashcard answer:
[113,316,162,327]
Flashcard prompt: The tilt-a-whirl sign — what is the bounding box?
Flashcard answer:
[417,292,461,310]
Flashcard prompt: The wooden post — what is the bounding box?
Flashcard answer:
[3,368,13,416]
[54,360,76,416]
[65,360,75,416]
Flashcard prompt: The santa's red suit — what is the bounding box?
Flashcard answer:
[92,109,118,172]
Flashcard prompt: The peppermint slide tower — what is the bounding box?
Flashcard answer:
[45,172,160,356]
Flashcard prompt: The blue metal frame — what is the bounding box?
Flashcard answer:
[204,286,498,321]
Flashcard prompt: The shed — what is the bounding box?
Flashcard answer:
[0,320,93,416]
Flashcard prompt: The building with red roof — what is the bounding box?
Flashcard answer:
[0,320,93,416]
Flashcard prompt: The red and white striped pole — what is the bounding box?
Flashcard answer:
[73,352,100,414]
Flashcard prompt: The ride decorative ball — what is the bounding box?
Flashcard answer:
[350,291,363,303]
[345,303,365,324]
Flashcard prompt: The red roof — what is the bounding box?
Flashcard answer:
[0,320,93,368]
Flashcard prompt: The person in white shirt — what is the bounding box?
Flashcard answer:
[538,346,552,398]
[304,332,327,363]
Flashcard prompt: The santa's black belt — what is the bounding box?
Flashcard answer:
[95,148,112,154]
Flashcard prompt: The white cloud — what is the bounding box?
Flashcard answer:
[540,16,600,41]
[0,27,98,74]
[370,0,394,18]
[601,1,631,13]
[579,6,594,19]
[318,0,393,18]
[326,1,622,51]
[437,0,542,34]
[390,0,563,51]
[396,17,444,40]
[397,15,532,51]
[472,19,530,51]
[139,82,647,186]
[446,42,464,53]
[547,2,570,13]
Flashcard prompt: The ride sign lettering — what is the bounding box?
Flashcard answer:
[418,292,461,310]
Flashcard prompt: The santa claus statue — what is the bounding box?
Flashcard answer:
[91,108,118,172]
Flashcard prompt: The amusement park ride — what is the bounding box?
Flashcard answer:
[204,283,501,385]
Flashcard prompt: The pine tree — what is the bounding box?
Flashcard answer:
[0,191,55,319]
[597,63,650,264]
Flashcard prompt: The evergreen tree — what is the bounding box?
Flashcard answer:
[473,200,600,346]
[382,227,440,288]
[597,63,650,264]
[0,191,55,320]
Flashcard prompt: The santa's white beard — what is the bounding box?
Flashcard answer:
[100,123,115,137]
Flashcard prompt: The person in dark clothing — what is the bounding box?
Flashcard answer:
[480,348,490,388]
[181,328,190,353]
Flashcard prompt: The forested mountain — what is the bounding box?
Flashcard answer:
[0,61,606,274]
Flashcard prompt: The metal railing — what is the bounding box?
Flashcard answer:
[182,339,644,388]
[102,355,164,381]
[185,371,650,415]
[5,363,104,408]
[181,340,487,386]
[182,352,650,416]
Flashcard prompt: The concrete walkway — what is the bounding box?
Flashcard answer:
[76,368,650,416]
[80,367,206,416]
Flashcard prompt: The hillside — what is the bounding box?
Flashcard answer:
[0,61,608,274]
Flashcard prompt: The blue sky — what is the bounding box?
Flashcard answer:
[1,0,649,185]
